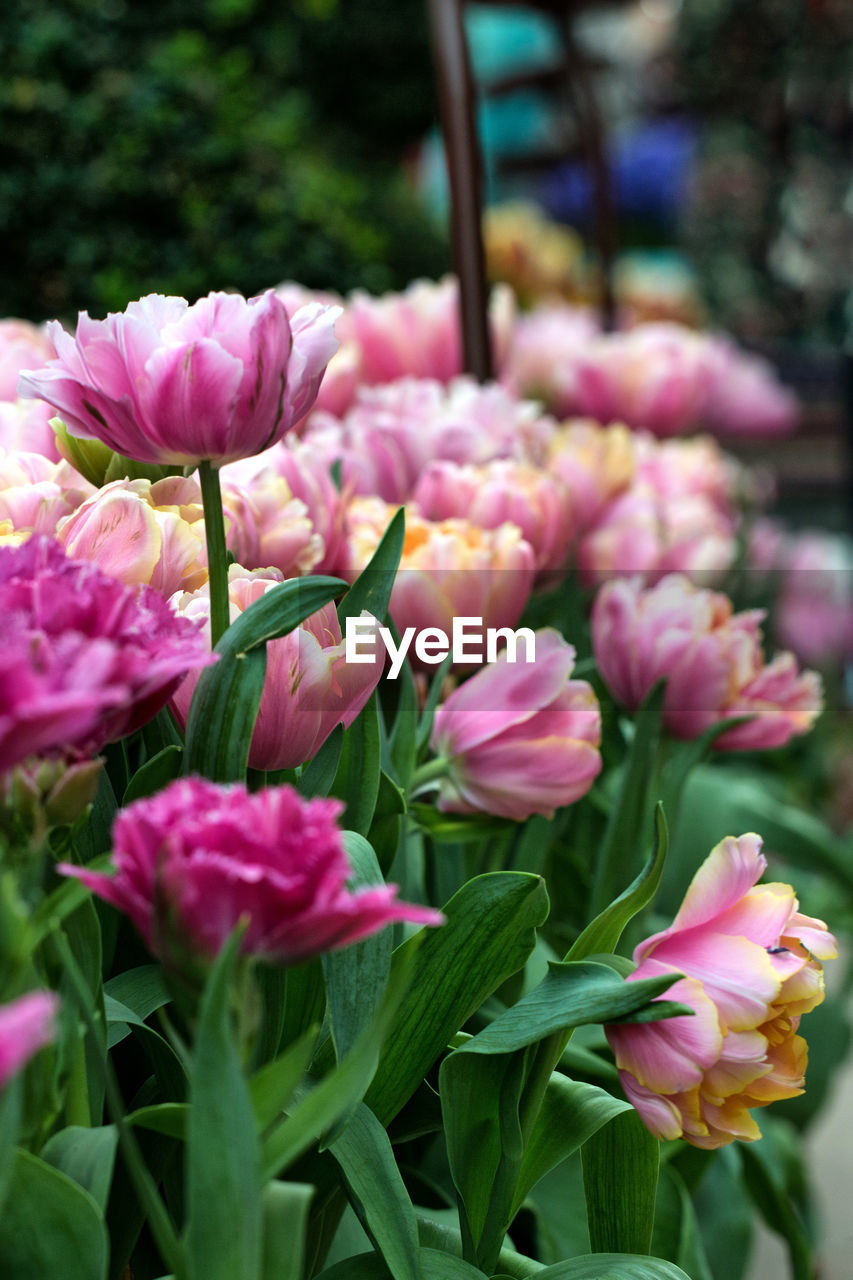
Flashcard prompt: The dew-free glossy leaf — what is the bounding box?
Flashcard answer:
[581,1109,659,1255]
[0,1149,108,1280]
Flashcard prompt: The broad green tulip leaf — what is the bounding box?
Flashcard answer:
[185,927,262,1280]
[128,1103,188,1140]
[739,1136,813,1280]
[567,806,668,962]
[691,1145,752,1280]
[328,1102,420,1280]
[415,653,454,753]
[367,770,407,874]
[185,575,345,782]
[298,725,344,799]
[511,1074,631,1215]
[0,1078,20,1214]
[104,965,170,1046]
[651,1164,713,1280]
[251,964,289,1069]
[440,1046,529,1271]
[364,872,550,1126]
[72,767,118,864]
[250,1024,320,1131]
[261,1181,315,1280]
[533,1257,692,1280]
[386,631,418,786]
[581,1109,659,1255]
[30,853,113,946]
[337,506,404,627]
[103,996,186,1099]
[123,744,183,805]
[0,1149,108,1280]
[262,949,415,1180]
[323,833,392,1061]
[330,693,381,835]
[415,1216,540,1279]
[41,1124,118,1212]
[455,962,684,1056]
[315,1249,488,1280]
[589,682,666,917]
[409,804,512,846]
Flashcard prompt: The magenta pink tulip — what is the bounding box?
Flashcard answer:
[605,833,836,1148]
[60,778,442,967]
[18,291,339,467]
[0,991,59,1089]
[430,630,602,820]
[171,567,383,771]
[0,536,213,772]
[591,574,822,747]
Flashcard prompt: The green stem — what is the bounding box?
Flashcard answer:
[198,459,230,649]
[409,756,450,798]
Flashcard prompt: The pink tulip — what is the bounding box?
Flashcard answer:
[411,458,573,575]
[605,833,836,1148]
[591,574,822,748]
[342,498,536,666]
[501,302,601,417]
[275,282,362,420]
[18,291,339,467]
[573,322,716,438]
[335,276,515,386]
[171,567,384,771]
[60,778,443,967]
[545,420,637,540]
[0,991,59,1089]
[0,399,62,461]
[220,439,346,576]
[775,530,853,669]
[57,476,207,597]
[430,629,601,820]
[703,336,799,438]
[0,320,55,401]
[0,450,93,537]
[0,536,213,772]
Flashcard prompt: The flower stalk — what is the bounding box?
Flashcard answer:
[198,459,230,649]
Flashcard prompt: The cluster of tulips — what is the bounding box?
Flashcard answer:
[0,277,849,1280]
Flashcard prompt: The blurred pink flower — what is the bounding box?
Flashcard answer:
[0,450,93,537]
[0,399,61,461]
[411,458,573,576]
[335,276,514,386]
[342,498,535,667]
[591,573,822,748]
[0,319,55,401]
[57,476,207,596]
[775,529,853,668]
[605,833,836,1148]
[546,420,637,540]
[0,991,59,1089]
[703,337,799,438]
[430,629,601,820]
[60,778,442,966]
[572,323,715,437]
[18,291,339,467]
[171,566,383,771]
[0,536,213,771]
[501,302,601,416]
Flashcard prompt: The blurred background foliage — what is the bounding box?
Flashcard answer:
[0,0,447,321]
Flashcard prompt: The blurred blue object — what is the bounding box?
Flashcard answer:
[542,117,698,230]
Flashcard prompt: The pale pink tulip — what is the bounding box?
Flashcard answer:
[411,458,573,575]
[342,498,535,667]
[0,399,62,461]
[0,450,93,537]
[501,302,601,417]
[171,567,383,770]
[592,574,822,748]
[0,991,59,1089]
[430,629,601,820]
[60,778,442,968]
[57,476,207,596]
[19,291,339,467]
[545,420,637,540]
[703,336,799,438]
[0,320,55,401]
[605,833,836,1148]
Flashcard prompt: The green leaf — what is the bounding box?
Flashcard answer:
[104,964,170,1045]
[337,506,404,627]
[314,1248,489,1280]
[567,806,668,962]
[103,996,186,1099]
[123,744,183,804]
[250,1025,320,1132]
[512,1074,631,1215]
[185,575,345,782]
[0,1149,108,1280]
[0,1077,20,1214]
[41,1125,118,1212]
[415,1216,539,1278]
[298,725,344,799]
[409,804,511,845]
[367,770,407,873]
[329,1102,420,1280]
[581,1109,660,1255]
[589,682,666,917]
[651,1164,713,1280]
[330,694,381,835]
[323,833,392,1061]
[533,1257,692,1280]
[739,1138,813,1280]
[415,653,454,754]
[364,872,550,1126]
[30,853,113,945]
[387,636,418,786]
[185,928,262,1280]
[128,1103,188,1140]
[261,1181,315,1280]
[261,952,415,1180]
[455,962,683,1055]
